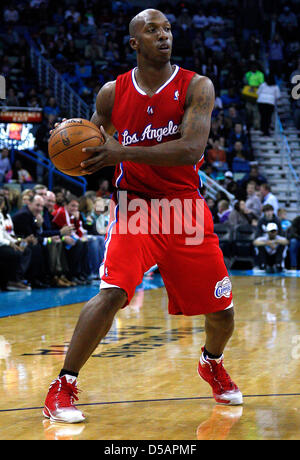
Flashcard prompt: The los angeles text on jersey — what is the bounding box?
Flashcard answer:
[121,120,179,146]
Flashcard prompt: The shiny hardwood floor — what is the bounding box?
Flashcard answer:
[0,275,300,440]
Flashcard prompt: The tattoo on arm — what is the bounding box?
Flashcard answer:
[181,78,215,139]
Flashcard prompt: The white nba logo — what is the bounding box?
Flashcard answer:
[174,90,179,101]
[147,106,154,115]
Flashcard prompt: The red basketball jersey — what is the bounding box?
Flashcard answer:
[111,65,203,198]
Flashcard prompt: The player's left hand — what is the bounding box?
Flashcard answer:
[80,126,124,174]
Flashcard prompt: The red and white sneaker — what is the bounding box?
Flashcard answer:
[43,375,86,423]
[198,348,243,405]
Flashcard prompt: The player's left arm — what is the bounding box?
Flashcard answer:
[80,75,214,174]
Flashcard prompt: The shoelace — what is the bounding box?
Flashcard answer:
[50,379,80,407]
[212,361,236,393]
[59,383,80,407]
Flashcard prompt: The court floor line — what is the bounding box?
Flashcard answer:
[1,271,299,318]
[1,392,300,414]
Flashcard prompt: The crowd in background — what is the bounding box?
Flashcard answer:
[0,183,110,291]
[1,173,300,291]
[1,1,300,167]
[1,1,300,181]
[1,0,300,288]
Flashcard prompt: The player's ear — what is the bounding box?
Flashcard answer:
[129,37,138,51]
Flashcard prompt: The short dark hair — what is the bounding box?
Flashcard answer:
[262,204,274,212]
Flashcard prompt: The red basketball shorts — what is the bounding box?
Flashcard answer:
[100,190,233,316]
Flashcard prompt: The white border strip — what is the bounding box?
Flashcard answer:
[131,65,179,96]
[156,65,179,94]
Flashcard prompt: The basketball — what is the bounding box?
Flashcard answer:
[48,118,104,176]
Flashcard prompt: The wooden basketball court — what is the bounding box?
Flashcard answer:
[0,274,300,440]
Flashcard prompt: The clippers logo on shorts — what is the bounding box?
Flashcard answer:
[214,277,232,299]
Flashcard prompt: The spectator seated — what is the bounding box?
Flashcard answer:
[227,123,250,155]
[12,194,50,288]
[255,204,282,238]
[216,200,231,224]
[253,223,289,273]
[79,196,106,279]
[0,194,32,291]
[52,194,91,285]
[206,138,228,171]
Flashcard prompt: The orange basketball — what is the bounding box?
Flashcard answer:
[48,118,104,176]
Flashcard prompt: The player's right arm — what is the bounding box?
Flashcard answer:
[90,81,116,136]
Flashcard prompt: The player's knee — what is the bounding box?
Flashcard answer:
[206,307,235,331]
[95,288,128,315]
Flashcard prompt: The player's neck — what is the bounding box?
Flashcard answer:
[135,61,174,95]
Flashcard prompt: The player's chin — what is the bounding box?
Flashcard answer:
[156,50,172,62]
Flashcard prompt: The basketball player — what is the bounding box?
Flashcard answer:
[43,9,242,423]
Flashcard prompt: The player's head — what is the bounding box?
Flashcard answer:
[129,9,172,63]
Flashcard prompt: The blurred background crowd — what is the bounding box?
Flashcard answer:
[0,183,110,290]
[1,0,300,290]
